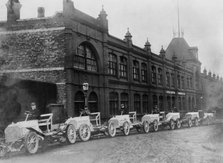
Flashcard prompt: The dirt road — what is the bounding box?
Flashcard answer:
[2,124,223,163]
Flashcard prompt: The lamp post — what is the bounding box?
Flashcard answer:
[83,82,89,108]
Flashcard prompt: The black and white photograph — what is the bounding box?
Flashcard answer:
[0,0,223,162]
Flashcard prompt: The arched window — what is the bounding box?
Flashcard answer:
[158,68,163,85]
[121,93,128,112]
[166,71,170,87]
[74,43,97,72]
[133,60,139,81]
[120,56,127,79]
[108,53,117,76]
[88,92,98,112]
[151,66,156,84]
[74,91,85,116]
[109,92,119,115]
[159,96,163,111]
[134,94,141,113]
[142,94,148,113]
[141,63,147,82]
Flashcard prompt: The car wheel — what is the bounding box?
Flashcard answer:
[79,124,91,142]
[188,118,192,128]
[143,121,150,133]
[169,119,175,130]
[176,119,181,129]
[0,145,7,158]
[66,124,76,144]
[194,118,199,127]
[108,122,116,137]
[153,120,159,132]
[25,131,39,154]
[122,122,130,136]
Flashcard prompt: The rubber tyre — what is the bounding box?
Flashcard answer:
[79,124,91,142]
[188,118,192,128]
[66,124,76,144]
[153,120,159,132]
[122,122,130,136]
[0,146,7,158]
[194,118,199,127]
[108,122,116,137]
[143,121,150,133]
[25,131,39,154]
[176,119,181,129]
[169,119,175,130]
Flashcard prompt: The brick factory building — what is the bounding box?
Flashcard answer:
[0,0,223,127]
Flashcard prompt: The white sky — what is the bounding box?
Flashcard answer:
[0,0,223,76]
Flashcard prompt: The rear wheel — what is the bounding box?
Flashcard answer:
[66,124,76,144]
[25,132,39,154]
[0,146,7,158]
[122,122,130,136]
[108,122,116,137]
[79,124,91,142]
[153,120,159,132]
[169,119,175,130]
[143,121,150,133]
[188,118,192,128]
[176,119,181,129]
[194,118,199,127]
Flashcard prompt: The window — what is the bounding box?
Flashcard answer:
[108,53,117,76]
[121,93,128,112]
[88,92,98,112]
[74,91,85,116]
[171,73,175,87]
[151,66,156,84]
[152,95,158,109]
[190,77,193,89]
[141,63,147,82]
[133,60,139,81]
[181,76,184,89]
[109,92,119,115]
[74,43,97,72]
[142,94,149,113]
[120,56,127,79]
[167,96,171,111]
[158,68,163,85]
[166,72,170,87]
[159,96,163,111]
[187,77,190,88]
[177,75,181,88]
[134,94,141,113]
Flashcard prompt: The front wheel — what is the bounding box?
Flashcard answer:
[143,121,150,133]
[176,119,181,129]
[122,122,130,136]
[108,122,116,137]
[0,146,7,158]
[188,118,192,128]
[194,118,199,127]
[25,132,39,154]
[66,124,76,144]
[169,119,175,130]
[79,124,91,142]
[153,120,159,132]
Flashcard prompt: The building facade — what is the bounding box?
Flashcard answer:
[0,0,222,124]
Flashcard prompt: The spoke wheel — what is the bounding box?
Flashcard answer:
[0,146,7,158]
[169,120,175,130]
[176,119,181,129]
[122,122,130,136]
[194,118,199,127]
[153,120,159,132]
[25,132,39,154]
[79,124,91,142]
[66,124,76,144]
[188,118,192,128]
[108,122,116,137]
[143,121,150,133]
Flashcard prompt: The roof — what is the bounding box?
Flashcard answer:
[165,37,198,62]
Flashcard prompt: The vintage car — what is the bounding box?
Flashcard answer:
[66,112,107,142]
[0,111,76,157]
[158,112,181,130]
[107,111,160,137]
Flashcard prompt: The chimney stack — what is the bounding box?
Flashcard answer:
[6,0,22,23]
[37,7,45,18]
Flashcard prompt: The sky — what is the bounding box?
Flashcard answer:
[0,0,223,76]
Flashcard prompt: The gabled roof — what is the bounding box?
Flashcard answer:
[165,37,198,62]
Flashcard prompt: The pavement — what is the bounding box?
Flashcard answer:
[1,124,223,163]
